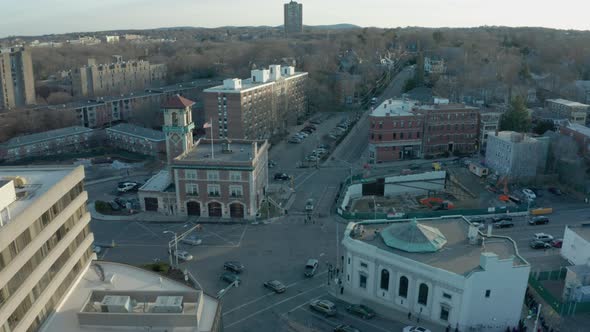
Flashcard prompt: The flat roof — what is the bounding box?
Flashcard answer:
[547,99,589,108]
[1,126,93,149]
[107,123,165,142]
[0,167,75,226]
[204,72,308,94]
[490,131,539,143]
[351,218,526,276]
[41,261,219,332]
[371,99,417,117]
[175,139,266,165]
[140,170,172,192]
[566,123,590,138]
[417,103,478,111]
[569,224,590,242]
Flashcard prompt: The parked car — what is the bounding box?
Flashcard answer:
[306,155,319,162]
[309,299,337,316]
[551,239,563,248]
[220,272,241,285]
[297,131,308,138]
[304,258,319,277]
[494,220,514,228]
[522,188,536,201]
[274,173,290,181]
[530,239,551,249]
[268,160,277,168]
[318,144,330,149]
[403,327,431,332]
[301,128,314,134]
[264,280,286,293]
[534,233,554,242]
[181,235,202,246]
[491,216,512,223]
[548,187,563,196]
[334,324,360,332]
[109,201,121,211]
[310,119,322,125]
[288,137,302,144]
[223,261,245,273]
[117,181,139,193]
[346,304,376,319]
[529,216,549,225]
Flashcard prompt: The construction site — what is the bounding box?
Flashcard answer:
[340,161,528,217]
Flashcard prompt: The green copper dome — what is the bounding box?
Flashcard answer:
[380,219,447,253]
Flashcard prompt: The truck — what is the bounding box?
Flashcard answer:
[531,207,553,215]
[468,163,489,177]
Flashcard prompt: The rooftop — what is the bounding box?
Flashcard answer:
[162,95,195,109]
[40,261,219,332]
[204,71,307,94]
[1,126,94,149]
[565,123,590,138]
[490,131,540,144]
[547,98,589,108]
[0,166,78,226]
[568,223,590,242]
[349,218,526,276]
[417,103,478,111]
[107,123,165,141]
[174,139,267,167]
[371,99,418,117]
[140,170,172,192]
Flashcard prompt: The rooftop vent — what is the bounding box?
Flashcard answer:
[152,296,184,313]
[100,295,131,313]
[221,140,232,153]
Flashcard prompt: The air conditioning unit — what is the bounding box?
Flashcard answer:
[152,296,183,313]
[100,295,131,313]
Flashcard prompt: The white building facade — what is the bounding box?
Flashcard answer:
[485,131,549,180]
[561,224,590,266]
[340,219,530,331]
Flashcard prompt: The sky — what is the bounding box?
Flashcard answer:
[1,0,590,37]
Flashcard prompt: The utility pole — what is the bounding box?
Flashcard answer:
[533,303,542,332]
[163,231,179,267]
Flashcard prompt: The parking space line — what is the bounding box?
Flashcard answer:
[297,307,338,327]
[205,230,236,245]
[225,283,326,328]
[295,170,319,190]
[281,294,326,316]
[236,225,248,246]
[224,270,328,315]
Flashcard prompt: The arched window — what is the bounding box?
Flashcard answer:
[398,276,408,298]
[418,283,429,305]
[380,269,390,290]
[172,112,178,126]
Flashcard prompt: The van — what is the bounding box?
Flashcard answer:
[304,259,319,277]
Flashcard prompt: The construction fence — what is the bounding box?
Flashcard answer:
[528,268,590,316]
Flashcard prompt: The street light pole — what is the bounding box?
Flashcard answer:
[163,231,179,267]
[533,303,542,332]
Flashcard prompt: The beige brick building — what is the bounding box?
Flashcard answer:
[203,65,307,140]
[71,56,166,98]
[0,46,36,109]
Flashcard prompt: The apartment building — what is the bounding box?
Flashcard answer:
[0,166,93,332]
[368,99,423,163]
[0,46,36,109]
[559,122,590,159]
[106,123,165,157]
[485,131,550,180]
[71,56,167,97]
[0,126,96,162]
[284,1,303,34]
[203,65,308,140]
[341,218,530,331]
[545,98,589,125]
[417,103,479,156]
[424,56,446,75]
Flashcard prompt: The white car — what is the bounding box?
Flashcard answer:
[181,235,202,246]
[403,327,431,332]
[534,233,554,243]
[117,181,139,193]
[170,250,193,261]
[522,188,536,201]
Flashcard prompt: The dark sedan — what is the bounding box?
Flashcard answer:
[346,304,376,319]
[273,173,290,181]
[530,240,551,249]
[223,261,245,273]
[263,280,286,293]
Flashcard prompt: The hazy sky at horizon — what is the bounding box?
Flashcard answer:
[1,0,589,37]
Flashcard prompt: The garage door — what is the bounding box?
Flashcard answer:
[229,203,244,219]
[208,202,222,217]
[144,197,158,211]
[186,201,200,216]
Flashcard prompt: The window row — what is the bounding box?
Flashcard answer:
[182,170,243,181]
[371,132,421,141]
[185,184,243,198]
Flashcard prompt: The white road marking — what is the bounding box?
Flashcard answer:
[236,225,248,246]
[299,307,392,332]
[206,230,235,245]
[281,294,326,316]
[225,284,326,328]
[297,307,338,327]
[224,270,328,315]
[294,170,319,190]
[134,222,159,237]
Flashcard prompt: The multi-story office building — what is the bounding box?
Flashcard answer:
[485,131,550,180]
[417,102,479,157]
[0,166,93,332]
[284,1,303,34]
[545,98,589,125]
[203,65,308,140]
[340,218,530,331]
[0,46,36,109]
[71,56,167,98]
[368,99,423,163]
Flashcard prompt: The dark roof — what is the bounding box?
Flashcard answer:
[161,95,195,109]
[1,126,94,149]
[107,123,165,141]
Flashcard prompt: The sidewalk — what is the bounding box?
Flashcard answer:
[327,282,446,332]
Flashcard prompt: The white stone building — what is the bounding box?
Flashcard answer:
[561,224,590,266]
[341,218,530,331]
[485,131,549,180]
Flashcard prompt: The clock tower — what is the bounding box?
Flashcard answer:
[162,95,196,164]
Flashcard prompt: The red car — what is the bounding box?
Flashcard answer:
[551,239,563,248]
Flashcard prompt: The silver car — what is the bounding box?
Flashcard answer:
[181,235,202,246]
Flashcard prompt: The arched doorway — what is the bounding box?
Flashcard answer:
[208,202,222,217]
[229,202,244,218]
[186,201,200,216]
